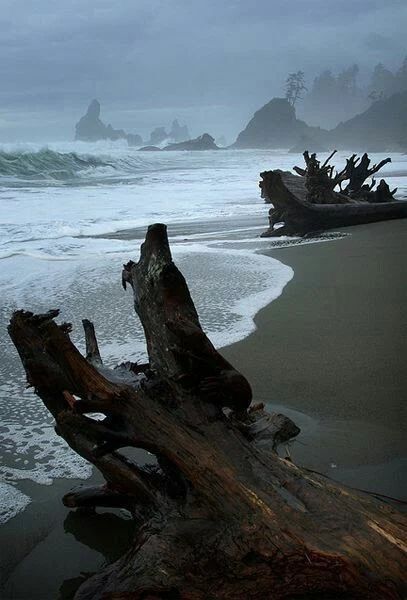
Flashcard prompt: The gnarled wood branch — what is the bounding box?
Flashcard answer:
[8,224,407,599]
[290,151,395,206]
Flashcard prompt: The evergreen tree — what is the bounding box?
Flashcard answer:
[285,71,307,107]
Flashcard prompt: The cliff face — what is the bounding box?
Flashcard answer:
[75,100,142,145]
[330,91,407,151]
[234,98,326,149]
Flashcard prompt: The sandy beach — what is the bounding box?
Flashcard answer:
[1,218,406,599]
[224,219,407,499]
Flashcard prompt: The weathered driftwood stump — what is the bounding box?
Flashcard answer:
[9,224,407,599]
[261,151,407,237]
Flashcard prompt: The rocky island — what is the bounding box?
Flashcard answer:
[140,133,219,152]
[163,132,219,151]
[147,120,190,146]
[233,97,327,150]
[75,100,143,146]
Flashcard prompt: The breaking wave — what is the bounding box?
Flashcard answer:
[0,148,113,182]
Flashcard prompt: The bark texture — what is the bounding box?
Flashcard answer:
[8,224,407,599]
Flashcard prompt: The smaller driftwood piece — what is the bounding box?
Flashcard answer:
[261,150,407,236]
[8,224,407,599]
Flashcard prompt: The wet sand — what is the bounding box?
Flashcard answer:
[1,219,406,598]
[223,219,407,498]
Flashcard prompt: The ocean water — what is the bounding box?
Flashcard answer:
[1,142,406,523]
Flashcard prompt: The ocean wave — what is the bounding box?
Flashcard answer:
[0,143,210,186]
[0,147,113,181]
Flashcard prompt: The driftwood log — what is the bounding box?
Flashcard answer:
[9,224,407,599]
[260,151,407,237]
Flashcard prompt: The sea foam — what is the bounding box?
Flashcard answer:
[0,482,31,524]
[2,145,404,523]
[0,229,292,524]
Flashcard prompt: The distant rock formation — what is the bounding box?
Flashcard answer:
[169,119,190,143]
[75,100,142,146]
[148,121,190,146]
[234,98,326,149]
[127,133,143,147]
[234,92,407,152]
[164,133,219,151]
[75,100,109,142]
[330,91,407,151]
[149,127,168,146]
[139,146,162,152]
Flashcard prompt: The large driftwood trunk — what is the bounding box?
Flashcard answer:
[9,224,407,599]
[261,151,407,237]
[260,170,407,237]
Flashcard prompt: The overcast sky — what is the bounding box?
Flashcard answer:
[0,0,406,142]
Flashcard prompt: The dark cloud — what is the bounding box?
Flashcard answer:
[0,0,406,141]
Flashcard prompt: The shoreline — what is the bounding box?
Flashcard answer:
[1,218,406,598]
[1,213,290,598]
[222,219,406,499]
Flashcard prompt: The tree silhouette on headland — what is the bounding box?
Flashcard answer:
[285,70,307,107]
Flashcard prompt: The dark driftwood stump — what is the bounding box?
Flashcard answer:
[261,151,407,237]
[9,224,407,599]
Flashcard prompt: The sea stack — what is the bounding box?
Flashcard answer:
[149,127,168,146]
[169,119,190,142]
[234,97,325,149]
[75,100,142,145]
[75,99,109,141]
